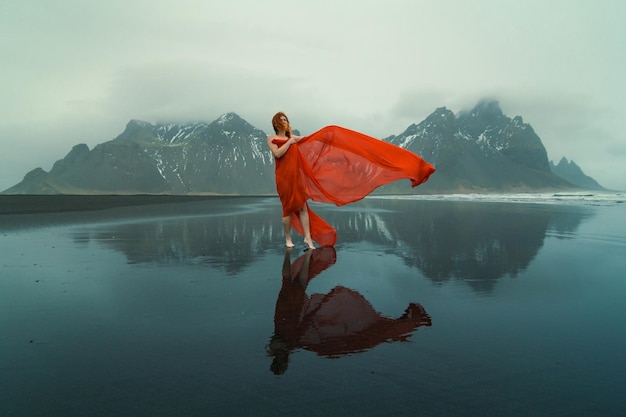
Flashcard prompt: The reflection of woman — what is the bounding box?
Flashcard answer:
[268,247,334,374]
[268,247,432,375]
[267,112,435,248]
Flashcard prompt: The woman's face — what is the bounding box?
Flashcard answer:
[272,112,290,134]
[279,115,290,130]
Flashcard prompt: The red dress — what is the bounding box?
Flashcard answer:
[272,125,435,246]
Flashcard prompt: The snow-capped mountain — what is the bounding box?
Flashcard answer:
[6,112,276,195]
[385,99,574,192]
[3,100,603,195]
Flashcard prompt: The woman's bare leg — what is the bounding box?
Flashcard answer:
[282,215,295,248]
[299,206,316,250]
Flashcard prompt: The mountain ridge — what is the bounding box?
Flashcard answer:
[549,157,605,191]
[2,100,604,195]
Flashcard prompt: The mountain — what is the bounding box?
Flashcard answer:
[550,157,605,190]
[384,99,578,192]
[3,100,603,195]
[4,113,276,195]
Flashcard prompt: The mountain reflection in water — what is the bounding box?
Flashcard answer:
[74,198,592,294]
[268,247,431,374]
[326,199,594,292]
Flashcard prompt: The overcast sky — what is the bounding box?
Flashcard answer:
[1,0,624,191]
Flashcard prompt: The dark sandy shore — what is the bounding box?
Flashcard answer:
[0,194,263,215]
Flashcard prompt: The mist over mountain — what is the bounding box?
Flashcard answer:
[3,100,603,195]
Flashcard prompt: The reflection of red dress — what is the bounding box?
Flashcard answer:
[272,247,432,359]
[273,125,435,246]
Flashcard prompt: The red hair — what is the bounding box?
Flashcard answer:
[271,112,291,138]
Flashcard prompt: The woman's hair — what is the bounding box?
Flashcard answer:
[271,112,291,138]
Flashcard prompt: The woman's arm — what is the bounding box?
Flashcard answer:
[267,136,296,158]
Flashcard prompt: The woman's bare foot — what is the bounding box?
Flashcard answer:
[286,239,295,248]
[304,238,316,250]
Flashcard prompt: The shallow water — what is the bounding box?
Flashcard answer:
[1,195,625,417]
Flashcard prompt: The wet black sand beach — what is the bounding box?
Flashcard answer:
[1,194,625,417]
[0,194,250,214]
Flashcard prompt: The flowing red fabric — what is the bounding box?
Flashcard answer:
[272,125,435,246]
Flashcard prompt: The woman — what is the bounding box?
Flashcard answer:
[267,112,316,249]
[267,111,435,249]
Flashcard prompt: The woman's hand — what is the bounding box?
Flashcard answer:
[268,135,297,159]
